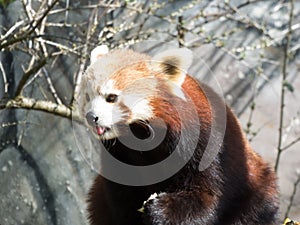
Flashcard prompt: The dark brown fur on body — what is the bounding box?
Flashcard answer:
[87,75,278,225]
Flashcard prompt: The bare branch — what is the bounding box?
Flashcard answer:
[3,95,80,121]
[42,68,62,105]
[0,60,9,95]
[15,57,48,97]
[70,5,106,109]
[0,0,59,50]
[0,20,25,40]
[224,1,273,41]
[48,2,122,15]
[177,16,184,47]
[244,101,256,139]
[284,173,300,219]
[39,39,81,55]
[27,0,60,36]
[275,0,294,173]
[64,0,70,23]
[282,136,300,151]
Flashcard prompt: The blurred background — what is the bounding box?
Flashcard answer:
[0,0,299,224]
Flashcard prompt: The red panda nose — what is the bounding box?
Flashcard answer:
[86,111,98,126]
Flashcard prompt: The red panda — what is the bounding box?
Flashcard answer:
[78,45,279,225]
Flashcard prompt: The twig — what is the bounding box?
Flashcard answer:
[177,16,184,47]
[17,85,34,146]
[0,60,9,95]
[282,136,300,151]
[27,0,59,36]
[274,0,294,173]
[284,173,300,219]
[71,62,85,110]
[0,0,59,50]
[42,68,62,105]
[37,10,49,58]
[69,6,98,109]
[0,20,25,40]
[15,57,48,97]
[245,101,255,137]
[188,0,261,31]
[64,0,70,23]
[48,2,122,14]
[37,39,81,55]
[21,0,33,24]
[224,1,273,41]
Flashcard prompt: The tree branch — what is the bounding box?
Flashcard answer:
[0,0,59,50]
[177,16,184,48]
[282,136,300,151]
[2,95,80,121]
[42,68,62,105]
[284,173,300,219]
[15,57,48,97]
[0,59,9,94]
[275,0,294,173]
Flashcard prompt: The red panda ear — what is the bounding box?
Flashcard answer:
[151,48,193,86]
[90,45,109,64]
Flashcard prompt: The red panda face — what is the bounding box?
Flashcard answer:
[78,46,193,140]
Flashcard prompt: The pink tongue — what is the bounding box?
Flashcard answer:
[96,126,105,135]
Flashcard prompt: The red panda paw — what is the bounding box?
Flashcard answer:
[142,192,174,225]
[142,191,217,225]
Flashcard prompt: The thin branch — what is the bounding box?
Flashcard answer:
[188,0,262,32]
[70,10,115,110]
[0,60,9,95]
[71,62,85,110]
[64,0,70,23]
[275,0,294,173]
[22,0,34,22]
[48,2,122,15]
[284,173,300,219]
[37,10,49,58]
[177,16,184,47]
[15,57,48,97]
[42,68,62,105]
[245,101,255,138]
[0,0,59,50]
[224,1,273,41]
[0,20,25,40]
[27,0,59,37]
[282,136,300,151]
[17,85,34,146]
[70,5,104,109]
[37,39,81,55]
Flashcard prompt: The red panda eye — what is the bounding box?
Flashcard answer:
[106,94,118,103]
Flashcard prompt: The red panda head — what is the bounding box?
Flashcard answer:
[78,45,194,140]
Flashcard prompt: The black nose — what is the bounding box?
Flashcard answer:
[86,111,98,126]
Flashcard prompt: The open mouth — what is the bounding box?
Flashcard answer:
[93,125,110,136]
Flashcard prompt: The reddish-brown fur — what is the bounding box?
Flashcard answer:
[85,49,279,225]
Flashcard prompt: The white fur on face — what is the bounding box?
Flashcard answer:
[80,78,125,139]
[122,97,153,123]
[94,79,123,128]
[90,96,125,128]
[84,80,155,139]
[100,79,121,96]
